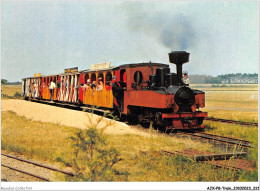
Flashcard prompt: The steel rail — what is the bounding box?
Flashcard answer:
[205,117,258,127]
[203,162,241,171]
[161,150,178,156]
[190,133,251,147]
[192,133,252,148]
[161,150,247,161]
[176,132,252,148]
[1,94,17,99]
[193,131,252,144]
[193,152,247,162]
[1,153,74,176]
[161,150,251,171]
[1,164,50,182]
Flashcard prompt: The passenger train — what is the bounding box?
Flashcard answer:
[22,51,207,130]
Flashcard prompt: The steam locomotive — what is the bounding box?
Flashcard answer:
[22,51,207,130]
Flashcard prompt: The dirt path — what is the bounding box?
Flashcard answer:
[1,99,147,135]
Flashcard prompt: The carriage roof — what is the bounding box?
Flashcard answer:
[22,62,169,80]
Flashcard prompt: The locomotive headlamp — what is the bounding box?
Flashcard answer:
[182,71,190,85]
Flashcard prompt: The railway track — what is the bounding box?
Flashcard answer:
[1,94,19,99]
[205,117,258,127]
[30,98,258,128]
[176,131,253,148]
[1,153,74,182]
[161,149,255,171]
[28,99,255,149]
[163,128,255,171]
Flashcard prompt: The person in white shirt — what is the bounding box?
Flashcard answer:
[49,80,56,101]
[34,82,38,98]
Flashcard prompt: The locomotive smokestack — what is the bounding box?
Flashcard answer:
[168,51,190,84]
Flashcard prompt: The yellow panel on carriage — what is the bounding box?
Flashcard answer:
[82,71,114,109]
[41,76,58,101]
[82,88,113,108]
[42,86,57,100]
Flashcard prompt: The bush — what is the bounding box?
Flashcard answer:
[57,114,121,181]
[14,92,21,98]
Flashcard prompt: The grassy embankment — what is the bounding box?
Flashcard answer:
[2,110,251,181]
[1,84,258,181]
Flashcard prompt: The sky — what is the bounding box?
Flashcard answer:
[1,1,259,82]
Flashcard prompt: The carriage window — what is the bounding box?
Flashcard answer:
[91,73,96,83]
[134,71,143,84]
[120,69,126,82]
[84,74,89,83]
[105,72,112,84]
[98,73,104,86]
[96,73,104,91]
[98,73,103,79]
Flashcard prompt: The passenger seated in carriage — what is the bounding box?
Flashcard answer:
[80,82,88,92]
[96,77,103,91]
[91,81,97,95]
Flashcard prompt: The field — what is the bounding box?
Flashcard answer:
[1,84,22,99]
[1,84,258,182]
[190,84,258,123]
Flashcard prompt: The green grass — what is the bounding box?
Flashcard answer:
[1,111,257,181]
[1,111,76,162]
[203,120,258,166]
[125,152,240,181]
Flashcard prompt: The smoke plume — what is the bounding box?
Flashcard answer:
[159,15,196,49]
[122,3,197,50]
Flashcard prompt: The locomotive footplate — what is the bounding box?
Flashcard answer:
[161,112,208,129]
[161,112,208,119]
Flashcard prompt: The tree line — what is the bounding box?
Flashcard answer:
[190,73,258,84]
[1,79,21,85]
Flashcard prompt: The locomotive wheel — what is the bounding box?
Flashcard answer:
[198,117,204,125]
[152,112,162,125]
[119,113,126,122]
[112,105,126,122]
[127,115,138,125]
[158,125,167,133]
